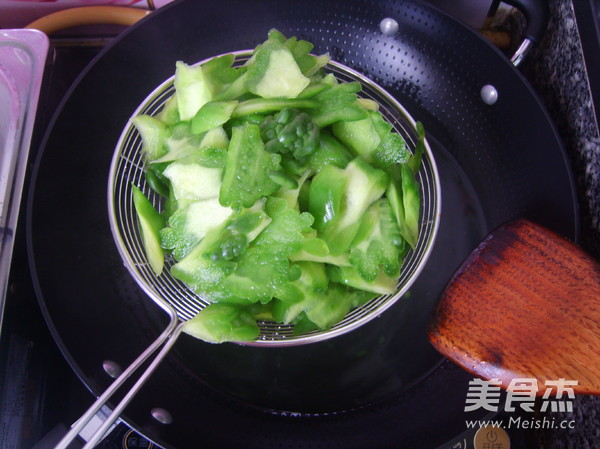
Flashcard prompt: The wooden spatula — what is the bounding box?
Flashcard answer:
[428,219,600,395]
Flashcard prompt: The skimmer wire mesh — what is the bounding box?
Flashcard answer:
[108,52,441,346]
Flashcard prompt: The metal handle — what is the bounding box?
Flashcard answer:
[501,0,550,44]
[510,38,534,66]
[82,324,184,448]
[500,0,550,66]
[53,315,180,449]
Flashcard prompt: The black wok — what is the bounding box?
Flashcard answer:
[27,0,578,447]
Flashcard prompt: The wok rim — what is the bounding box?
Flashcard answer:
[24,0,581,446]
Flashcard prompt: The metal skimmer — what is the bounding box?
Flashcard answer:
[56,52,441,449]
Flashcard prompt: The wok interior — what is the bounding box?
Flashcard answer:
[26,0,580,443]
[108,54,441,346]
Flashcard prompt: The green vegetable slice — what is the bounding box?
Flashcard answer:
[312,158,389,255]
[331,115,381,161]
[130,115,168,161]
[163,161,223,203]
[183,303,260,343]
[348,199,406,281]
[387,163,421,248]
[308,132,353,173]
[131,185,165,276]
[174,61,214,121]
[219,123,281,208]
[231,98,319,117]
[329,265,398,295]
[245,39,310,99]
[260,108,320,161]
[309,81,368,127]
[159,197,233,261]
[267,28,330,77]
[190,100,238,134]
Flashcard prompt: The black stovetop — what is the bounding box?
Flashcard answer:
[0,37,541,449]
[0,43,158,449]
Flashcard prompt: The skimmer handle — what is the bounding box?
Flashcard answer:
[53,315,180,449]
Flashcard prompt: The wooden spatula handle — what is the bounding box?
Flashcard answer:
[428,219,600,395]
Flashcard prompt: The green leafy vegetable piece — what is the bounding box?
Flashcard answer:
[156,94,180,125]
[304,282,374,330]
[144,166,170,197]
[369,111,410,167]
[308,131,353,173]
[213,197,314,304]
[345,118,420,249]
[290,312,319,334]
[407,121,425,175]
[170,223,238,293]
[308,164,347,231]
[260,108,320,161]
[203,199,272,262]
[174,61,214,121]
[332,109,410,167]
[267,29,330,77]
[149,128,200,165]
[253,196,314,255]
[130,115,168,161]
[331,115,381,161]
[191,100,238,134]
[193,146,228,169]
[213,245,291,305]
[226,113,267,129]
[183,303,260,343]
[213,71,249,101]
[311,158,389,255]
[297,82,330,99]
[273,170,310,210]
[174,206,273,304]
[271,261,328,322]
[245,39,310,99]
[163,160,223,203]
[131,185,166,275]
[373,133,411,167]
[170,120,193,139]
[355,98,380,111]
[349,199,406,282]
[163,185,178,222]
[151,133,220,166]
[387,163,420,248]
[269,171,299,190]
[231,98,319,117]
[219,123,282,208]
[200,126,229,150]
[202,53,243,87]
[273,273,375,330]
[159,197,233,260]
[152,125,229,168]
[329,265,398,295]
[289,235,351,266]
[309,81,368,127]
